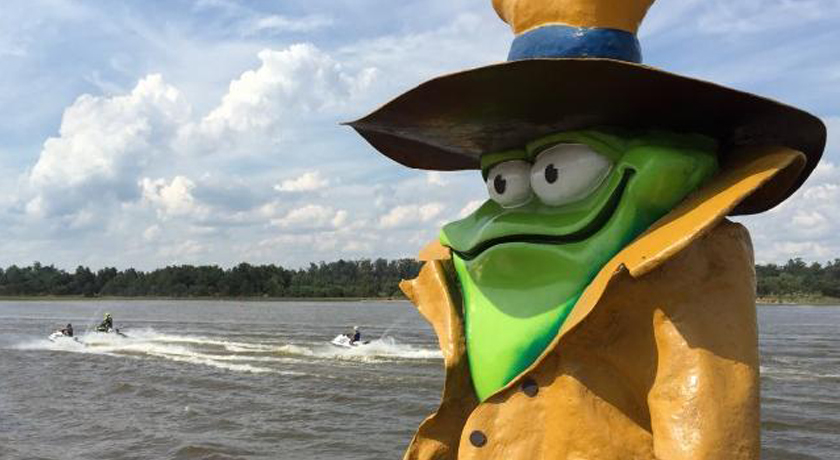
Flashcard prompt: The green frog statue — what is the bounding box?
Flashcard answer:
[348,0,825,458]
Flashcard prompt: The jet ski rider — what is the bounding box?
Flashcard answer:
[349,326,361,345]
[60,323,74,337]
[97,313,113,332]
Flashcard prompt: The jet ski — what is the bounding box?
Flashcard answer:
[48,330,82,344]
[93,327,129,338]
[330,334,370,348]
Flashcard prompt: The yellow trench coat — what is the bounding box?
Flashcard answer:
[398,147,807,460]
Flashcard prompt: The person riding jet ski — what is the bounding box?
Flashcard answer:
[60,323,74,337]
[96,313,113,332]
[349,326,361,345]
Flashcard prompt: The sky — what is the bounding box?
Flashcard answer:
[0,0,838,270]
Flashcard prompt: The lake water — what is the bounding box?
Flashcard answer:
[0,301,837,459]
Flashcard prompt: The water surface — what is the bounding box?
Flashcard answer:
[0,301,836,459]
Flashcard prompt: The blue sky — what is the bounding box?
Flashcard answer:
[1,0,838,270]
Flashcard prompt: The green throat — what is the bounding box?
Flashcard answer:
[441,129,720,401]
[453,246,583,401]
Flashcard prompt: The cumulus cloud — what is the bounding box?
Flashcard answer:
[18,42,378,235]
[140,176,204,218]
[4,2,836,270]
[380,203,445,229]
[26,74,190,217]
[739,161,840,263]
[2,4,510,268]
[274,171,329,192]
[188,43,376,146]
[271,204,347,230]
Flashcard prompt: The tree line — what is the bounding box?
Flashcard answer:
[0,257,837,300]
[756,258,840,299]
[0,259,422,298]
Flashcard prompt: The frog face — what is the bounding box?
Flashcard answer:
[440,129,719,401]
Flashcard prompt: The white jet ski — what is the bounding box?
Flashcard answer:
[92,327,129,338]
[48,330,82,344]
[330,334,370,348]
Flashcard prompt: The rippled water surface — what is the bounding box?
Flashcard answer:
[759,306,840,459]
[0,301,837,459]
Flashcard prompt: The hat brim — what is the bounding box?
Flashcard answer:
[348,58,825,215]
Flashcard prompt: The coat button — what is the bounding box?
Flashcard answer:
[521,378,538,397]
[469,430,487,447]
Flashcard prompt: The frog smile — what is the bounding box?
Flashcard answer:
[450,169,634,260]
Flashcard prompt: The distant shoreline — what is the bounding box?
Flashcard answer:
[1,295,838,307]
[757,295,840,306]
[0,295,407,302]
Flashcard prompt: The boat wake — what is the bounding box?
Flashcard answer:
[13,329,440,372]
[277,336,442,363]
[13,329,301,374]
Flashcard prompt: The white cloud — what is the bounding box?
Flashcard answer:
[274,171,329,192]
[694,0,829,36]
[10,41,384,256]
[739,160,840,263]
[379,205,416,229]
[143,224,161,241]
[26,74,190,217]
[0,4,507,268]
[2,2,837,270]
[245,14,334,35]
[253,230,362,259]
[343,240,372,252]
[823,116,840,161]
[190,44,376,142]
[380,203,445,229]
[458,199,484,218]
[420,203,445,221]
[426,171,447,186]
[158,239,206,261]
[332,210,348,227]
[644,0,837,39]
[766,241,833,261]
[66,208,96,230]
[271,204,347,230]
[792,210,827,228]
[192,0,333,35]
[140,175,203,218]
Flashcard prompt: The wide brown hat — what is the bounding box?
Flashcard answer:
[347,0,825,215]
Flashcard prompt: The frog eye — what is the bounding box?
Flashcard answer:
[530,144,612,206]
[485,160,533,208]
